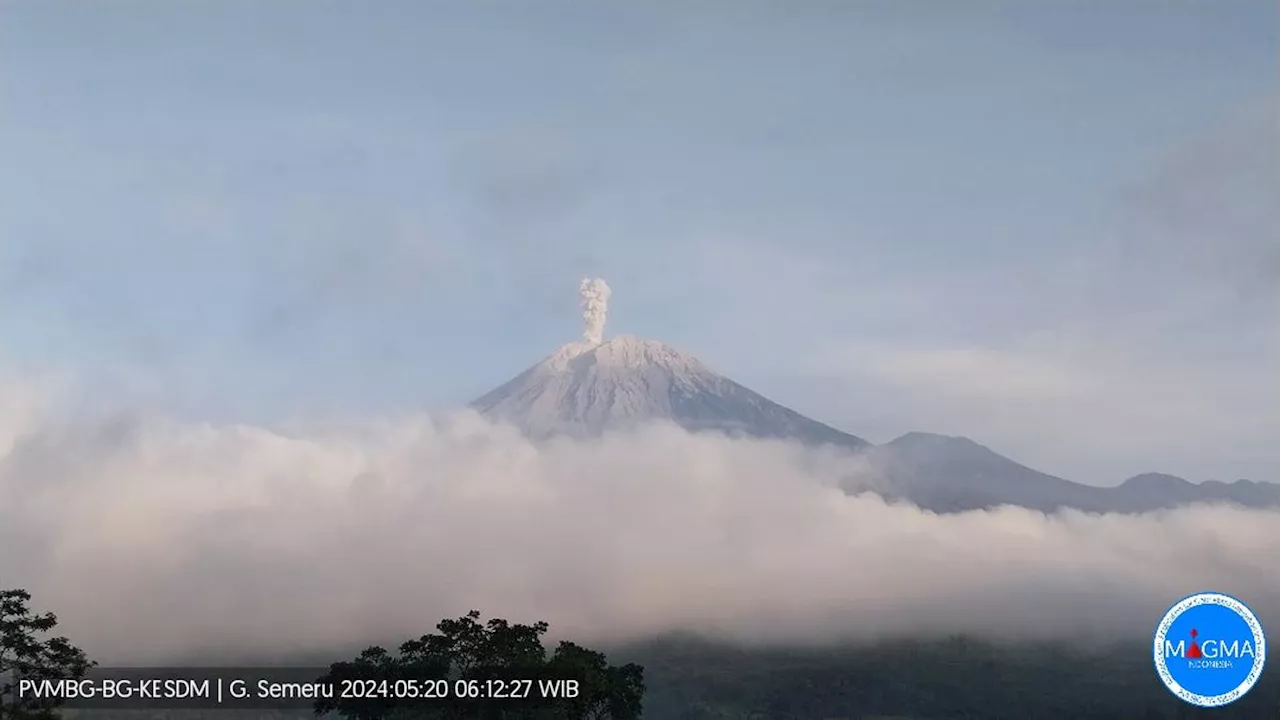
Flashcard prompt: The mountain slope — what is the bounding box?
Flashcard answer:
[859,432,1106,513]
[472,335,869,449]
[1109,472,1280,513]
[864,433,1280,514]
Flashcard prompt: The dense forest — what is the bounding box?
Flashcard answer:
[40,637,1280,719]
[7,589,1277,719]
[614,635,1278,719]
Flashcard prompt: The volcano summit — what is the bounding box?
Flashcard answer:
[472,278,868,448]
[473,334,870,447]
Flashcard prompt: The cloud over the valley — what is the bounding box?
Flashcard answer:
[1,378,1277,665]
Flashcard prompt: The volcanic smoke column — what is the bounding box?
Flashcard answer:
[580,278,611,345]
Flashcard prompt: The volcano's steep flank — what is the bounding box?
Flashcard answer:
[473,334,869,448]
[473,278,867,448]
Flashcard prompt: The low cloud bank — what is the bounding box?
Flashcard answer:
[0,385,1277,664]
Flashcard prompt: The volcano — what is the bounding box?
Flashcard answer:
[473,334,869,449]
[472,279,1280,515]
[474,278,867,448]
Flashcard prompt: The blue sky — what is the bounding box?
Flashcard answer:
[0,0,1276,484]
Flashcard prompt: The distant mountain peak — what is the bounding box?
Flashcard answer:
[582,335,713,372]
[1120,472,1194,489]
[885,432,1006,463]
[473,334,866,447]
[471,280,868,448]
[889,432,980,448]
[485,335,719,392]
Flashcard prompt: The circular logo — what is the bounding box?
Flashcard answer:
[1153,592,1266,707]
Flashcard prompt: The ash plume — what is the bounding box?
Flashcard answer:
[580,278,612,345]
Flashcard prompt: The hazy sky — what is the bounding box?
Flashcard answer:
[1,1,1276,484]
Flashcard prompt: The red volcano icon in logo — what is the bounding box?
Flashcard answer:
[1186,629,1203,659]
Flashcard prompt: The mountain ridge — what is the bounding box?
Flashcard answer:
[863,431,1279,513]
[472,340,1278,514]
[472,280,1275,514]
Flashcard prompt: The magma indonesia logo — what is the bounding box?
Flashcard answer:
[1153,592,1266,707]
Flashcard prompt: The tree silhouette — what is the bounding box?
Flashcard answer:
[0,589,95,720]
[545,641,644,720]
[315,610,643,720]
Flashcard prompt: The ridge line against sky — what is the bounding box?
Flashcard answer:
[0,1,1276,485]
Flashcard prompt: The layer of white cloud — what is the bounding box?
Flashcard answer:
[1,381,1276,665]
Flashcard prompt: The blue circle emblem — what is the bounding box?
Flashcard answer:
[1153,592,1266,707]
